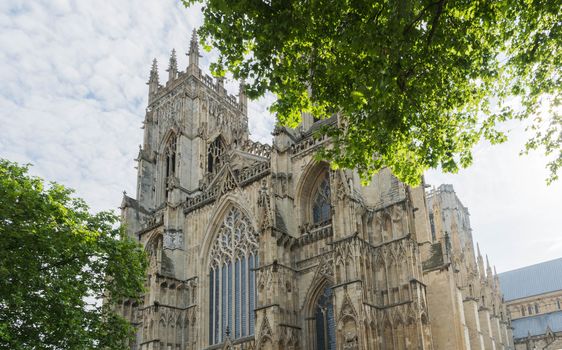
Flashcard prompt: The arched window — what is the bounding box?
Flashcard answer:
[535,303,539,314]
[528,305,533,315]
[311,174,331,225]
[314,286,336,350]
[208,207,258,345]
[208,137,224,174]
[164,136,177,199]
[521,306,525,316]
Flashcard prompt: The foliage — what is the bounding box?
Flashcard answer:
[0,159,147,350]
[183,0,561,185]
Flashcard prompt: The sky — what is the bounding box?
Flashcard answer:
[1,0,560,273]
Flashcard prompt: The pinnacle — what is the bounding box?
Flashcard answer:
[149,58,159,81]
[168,49,177,71]
[189,28,199,54]
[190,28,198,43]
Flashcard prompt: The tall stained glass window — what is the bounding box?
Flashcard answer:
[312,174,331,224]
[209,207,258,345]
[315,286,336,350]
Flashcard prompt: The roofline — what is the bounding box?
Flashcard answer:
[504,288,562,303]
[498,257,562,276]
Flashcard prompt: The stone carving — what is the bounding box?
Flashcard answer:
[257,179,272,232]
[343,332,359,350]
[163,229,184,250]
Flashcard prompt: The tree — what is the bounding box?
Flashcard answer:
[183,0,561,185]
[0,159,147,350]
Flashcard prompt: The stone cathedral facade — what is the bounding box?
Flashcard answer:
[118,32,512,350]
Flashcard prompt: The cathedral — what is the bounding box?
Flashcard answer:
[118,31,513,350]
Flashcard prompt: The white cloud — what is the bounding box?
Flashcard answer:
[425,121,562,272]
[1,0,559,274]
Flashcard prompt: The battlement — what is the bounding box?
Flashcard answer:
[146,29,247,112]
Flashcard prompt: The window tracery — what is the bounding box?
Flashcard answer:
[314,285,336,350]
[312,174,331,225]
[209,207,258,345]
[208,137,224,174]
[164,136,176,199]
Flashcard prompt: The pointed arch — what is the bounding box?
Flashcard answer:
[157,130,178,202]
[199,194,257,265]
[303,277,336,350]
[294,160,331,227]
[207,134,226,174]
[382,316,394,350]
[203,200,259,346]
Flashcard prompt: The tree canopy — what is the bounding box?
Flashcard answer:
[0,159,147,350]
[183,0,561,185]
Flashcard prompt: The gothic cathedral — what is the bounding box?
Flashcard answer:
[119,31,513,350]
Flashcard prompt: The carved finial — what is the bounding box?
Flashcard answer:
[147,58,160,103]
[188,28,200,67]
[476,242,481,257]
[167,49,178,81]
[239,78,247,110]
[149,58,159,82]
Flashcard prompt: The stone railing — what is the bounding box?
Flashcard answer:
[237,161,271,186]
[298,221,333,246]
[290,132,329,158]
[238,139,272,158]
[184,161,270,214]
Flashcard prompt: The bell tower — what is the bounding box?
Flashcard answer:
[134,30,249,212]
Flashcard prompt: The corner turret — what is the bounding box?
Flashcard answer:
[477,243,486,279]
[239,79,247,113]
[188,29,200,68]
[167,49,178,83]
[147,58,159,104]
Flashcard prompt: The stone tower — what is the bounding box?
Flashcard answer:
[118,32,509,350]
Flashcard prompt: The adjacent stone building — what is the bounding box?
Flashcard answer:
[498,258,562,349]
[117,31,511,350]
[425,185,513,350]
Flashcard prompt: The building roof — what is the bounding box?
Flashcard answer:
[498,257,562,301]
[512,311,562,339]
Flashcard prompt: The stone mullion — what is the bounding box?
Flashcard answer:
[384,255,390,306]
[240,252,250,336]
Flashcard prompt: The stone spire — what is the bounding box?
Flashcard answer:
[188,29,200,67]
[167,49,178,82]
[486,254,494,283]
[147,58,159,103]
[238,79,247,112]
[149,58,159,82]
[477,243,485,279]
